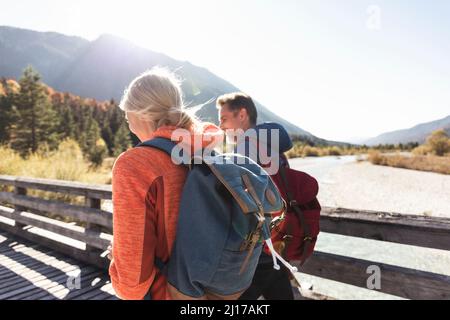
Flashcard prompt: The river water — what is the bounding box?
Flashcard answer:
[289,155,450,299]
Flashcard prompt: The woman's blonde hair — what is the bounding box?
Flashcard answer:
[119,67,197,130]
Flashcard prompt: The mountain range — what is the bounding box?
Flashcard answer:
[3,25,447,147]
[0,25,347,146]
[362,115,450,146]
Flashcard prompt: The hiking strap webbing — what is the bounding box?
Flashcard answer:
[136,137,178,157]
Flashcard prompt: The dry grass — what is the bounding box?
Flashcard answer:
[285,143,368,158]
[0,139,113,184]
[368,151,450,175]
[412,145,432,156]
[0,140,114,223]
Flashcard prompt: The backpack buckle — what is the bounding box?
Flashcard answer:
[303,236,313,242]
[270,214,284,230]
[239,229,262,274]
[289,200,298,208]
[283,234,293,241]
[240,213,265,251]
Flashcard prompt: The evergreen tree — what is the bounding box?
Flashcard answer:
[101,125,114,155]
[79,110,107,166]
[52,93,77,140]
[113,122,132,156]
[60,104,77,139]
[0,78,14,144]
[10,67,59,155]
[98,102,115,155]
[100,102,132,156]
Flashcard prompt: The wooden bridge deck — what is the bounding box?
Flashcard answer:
[1,175,449,300]
[0,230,118,300]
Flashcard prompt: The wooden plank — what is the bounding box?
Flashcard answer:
[0,207,111,250]
[0,253,59,278]
[0,246,40,262]
[0,246,65,265]
[0,253,77,288]
[0,243,41,254]
[0,264,71,294]
[0,248,59,273]
[0,175,112,200]
[12,266,99,300]
[46,270,106,300]
[0,267,82,300]
[0,193,113,229]
[0,248,56,280]
[91,291,117,300]
[45,268,102,295]
[300,251,450,300]
[0,262,82,299]
[0,253,79,286]
[321,207,450,250]
[0,223,109,269]
[24,266,100,300]
[0,270,23,286]
[0,236,72,265]
[0,241,58,259]
[71,286,112,300]
[96,282,115,295]
[0,262,51,281]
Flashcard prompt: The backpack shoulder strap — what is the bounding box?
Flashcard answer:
[136,137,177,156]
[137,137,192,167]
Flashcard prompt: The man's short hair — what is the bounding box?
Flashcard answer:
[216,92,258,126]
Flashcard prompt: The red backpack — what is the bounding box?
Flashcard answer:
[264,162,321,265]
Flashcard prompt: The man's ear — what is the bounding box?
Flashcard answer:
[239,108,248,121]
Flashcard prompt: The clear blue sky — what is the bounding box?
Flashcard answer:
[1,0,449,142]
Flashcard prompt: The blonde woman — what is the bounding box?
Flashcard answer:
[108,67,221,300]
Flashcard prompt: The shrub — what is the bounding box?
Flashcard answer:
[303,146,320,157]
[367,150,384,165]
[412,145,432,156]
[426,129,450,156]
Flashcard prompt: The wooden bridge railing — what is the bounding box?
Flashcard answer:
[303,207,450,300]
[0,175,449,300]
[0,175,112,269]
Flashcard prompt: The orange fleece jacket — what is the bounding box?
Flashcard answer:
[109,123,222,300]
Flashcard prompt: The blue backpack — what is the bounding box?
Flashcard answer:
[137,137,298,299]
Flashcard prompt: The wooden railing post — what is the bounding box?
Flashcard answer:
[85,197,103,257]
[14,186,27,231]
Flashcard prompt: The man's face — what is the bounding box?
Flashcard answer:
[219,104,249,131]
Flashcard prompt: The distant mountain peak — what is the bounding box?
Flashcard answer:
[94,33,132,45]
